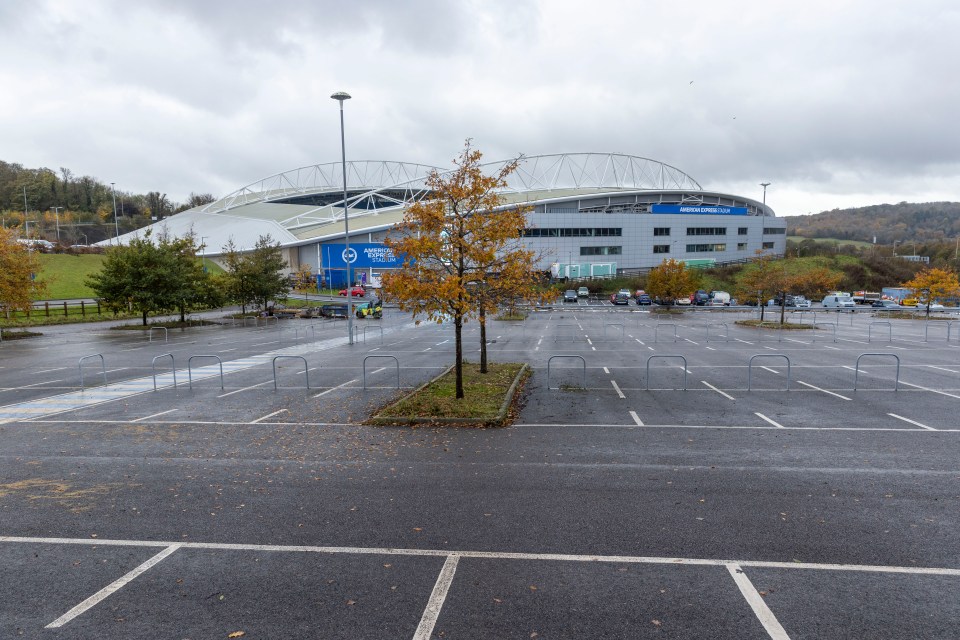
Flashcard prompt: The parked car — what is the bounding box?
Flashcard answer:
[563,289,578,303]
[577,286,590,298]
[693,290,711,306]
[794,298,812,309]
[822,294,856,309]
[871,300,898,308]
[612,292,631,305]
[710,291,731,306]
[675,297,692,306]
[901,298,919,307]
[339,286,366,297]
[636,293,652,305]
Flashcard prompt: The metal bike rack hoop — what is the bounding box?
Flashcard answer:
[747,354,791,391]
[148,326,168,343]
[273,355,310,390]
[645,355,687,390]
[854,353,900,391]
[187,355,224,390]
[151,353,177,391]
[705,322,729,342]
[363,355,400,389]
[364,324,384,344]
[655,323,678,343]
[868,321,892,343]
[78,353,106,390]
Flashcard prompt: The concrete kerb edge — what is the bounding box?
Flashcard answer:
[367,363,530,427]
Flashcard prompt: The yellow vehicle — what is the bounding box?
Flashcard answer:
[901,298,918,307]
[355,299,383,319]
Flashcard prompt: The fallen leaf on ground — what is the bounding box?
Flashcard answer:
[228,632,245,638]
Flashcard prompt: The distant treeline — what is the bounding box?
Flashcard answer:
[785,201,960,244]
[0,160,215,244]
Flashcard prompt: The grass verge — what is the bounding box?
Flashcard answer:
[111,320,221,330]
[371,362,529,427]
[735,319,815,330]
[1,330,42,340]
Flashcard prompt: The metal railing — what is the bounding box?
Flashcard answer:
[363,355,400,389]
[148,326,168,343]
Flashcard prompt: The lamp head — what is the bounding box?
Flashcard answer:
[330,91,351,102]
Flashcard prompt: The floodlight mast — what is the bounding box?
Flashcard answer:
[331,91,354,345]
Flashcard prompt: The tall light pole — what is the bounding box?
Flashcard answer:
[331,90,354,345]
[759,182,771,211]
[50,206,63,244]
[110,182,119,244]
[200,236,208,273]
[893,240,899,257]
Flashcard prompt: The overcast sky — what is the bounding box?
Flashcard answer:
[2,0,958,216]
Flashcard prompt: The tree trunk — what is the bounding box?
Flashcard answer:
[179,303,186,323]
[454,313,464,399]
[759,291,765,322]
[479,306,488,374]
[142,310,148,326]
[779,291,786,325]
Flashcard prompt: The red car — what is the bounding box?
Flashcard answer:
[338,286,366,297]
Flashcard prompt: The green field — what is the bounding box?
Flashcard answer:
[35,253,224,300]
[36,254,107,299]
[788,236,875,248]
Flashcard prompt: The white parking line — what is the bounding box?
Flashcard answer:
[412,555,460,640]
[216,380,272,398]
[603,367,610,374]
[760,366,780,374]
[702,381,735,400]
[796,380,851,400]
[705,346,716,351]
[586,338,593,345]
[313,378,359,398]
[252,409,288,424]
[897,380,960,399]
[46,544,181,628]
[635,338,645,345]
[34,367,67,374]
[755,412,785,428]
[887,413,937,431]
[734,338,754,345]
[926,365,959,374]
[611,380,625,398]
[131,409,178,422]
[727,564,790,640]
[629,410,643,426]
[823,345,842,350]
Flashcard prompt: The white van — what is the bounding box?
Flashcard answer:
[710,291,731,306]
[822,294,856,309]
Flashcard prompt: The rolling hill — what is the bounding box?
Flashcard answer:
[785,201,960,244]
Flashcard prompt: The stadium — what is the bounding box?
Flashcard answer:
[116,153,786,287]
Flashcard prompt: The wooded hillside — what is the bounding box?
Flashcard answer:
[785,202,960,244]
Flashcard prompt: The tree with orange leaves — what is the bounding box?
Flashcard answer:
[383,141,537,398]
[0,228,47,318]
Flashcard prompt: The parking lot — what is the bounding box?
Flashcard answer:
[1,305,958,638]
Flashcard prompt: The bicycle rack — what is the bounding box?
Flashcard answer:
[148,326,168,343]
[243,316,259,327]
[363,355,400,389]
[603,323,624,341]
[261,316,278,329]
[705,322,730,342]
[796,311,817,325]
[645,355,687,390]
[812,322,838,343]
[547,355,586,390]
[923,322,949,342]
[854,353,900,391]
[868,321,892,343]
[747,354,791,391]
[554,324,578,342]
[187,355,224,390]
[151,353,177,391]
[273,356,310,390]
[78,354,106,390]
[363,325,384,344]
[655,323,678,343]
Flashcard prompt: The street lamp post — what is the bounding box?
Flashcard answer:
[50,206,63,244]
[331,90,354,345]
[759,182,771,211]
[200,236,208,273]
[110,183,119,243]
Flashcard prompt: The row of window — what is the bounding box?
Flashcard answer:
[523,226,785,238]
[580,246,622,256]
[522,227,622,237]
[647,242,777,254]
